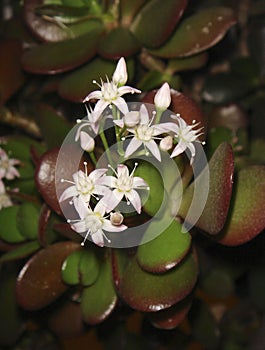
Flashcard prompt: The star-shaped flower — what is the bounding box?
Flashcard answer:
[0,180,12,210]
[0,148,20,180]
[83,57,141,116]
[59,162,108,203]
[69,197,127,247]
[101,163,149,214]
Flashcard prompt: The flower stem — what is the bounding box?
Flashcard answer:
[89,151,97,166]
[154,109,163,124]
[99,129,113,165]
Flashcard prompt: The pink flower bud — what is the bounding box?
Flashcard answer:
[110,212,124,226]
[160,135,173,151]
[80,131,95,152]
[154,82,171,111]
[112,57,128,86]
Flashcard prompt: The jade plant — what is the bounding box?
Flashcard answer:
[0,0,265,349]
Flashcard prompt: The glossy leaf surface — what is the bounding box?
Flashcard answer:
[216,166,265,245]
[81,256,117,325]
[137,219,191,273]
[149,7,236,57]
[0,241,40,264]
[131,0,187,48]
[22,27,103,74]
[16,241,80,310]
[16,202,40,240]
[0,206,25,243]
[117,252,198,312]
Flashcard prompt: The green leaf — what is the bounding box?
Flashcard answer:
[98,26,140,59]
[16,202,40,240]
[120,0,146,26]
[131,0,187,48]
[149,7,236,58]
[137,219,191,273]
[179,143,234,235]
[0,206,25,243]
[216,166,265,246]
[61,250,83,285]
[117,252,198,312]
[0,241,40,264]
[22,27,103,74]
[79,249,100,286]
[81,256,117,325]
[167,53,208,73]
[16,241,80,310]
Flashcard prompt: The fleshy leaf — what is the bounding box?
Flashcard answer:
[16,241,80,310]
[0,206,25,244]
[120,0,146,26]
[117,252,198,312]
[61,250,83,285]
[179,143,234,234]
[215,166,265,246]
[147,295,192,329]
[131,0,187,48]
[0,241,40,264]
[38,204,60,246]
[98,27,140,59]
[16,202,40,240]
[81,255,117,325]
[79,249,100,286]
[22,27,103,74]
[167,53,208,73]
[149,7,236,57]
[137,219,191,273]
[0,39,25,105]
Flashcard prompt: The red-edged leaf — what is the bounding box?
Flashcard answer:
[179,143,234,234]
[117,251,198,312]
[16,241,80,310]
[216,166,265,246]
[149,7,237,57]
[0,39,25,105]
[22,28,103,74]
[131,0,187,48]
[120,0,146,26]
[0,241,40,264]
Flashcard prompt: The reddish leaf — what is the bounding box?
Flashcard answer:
[131,0,187,48]
[0,39,25,105]
[16,241,80,310]
[149,7,237,57]
[120,0,146,26]
[216,166,265,246]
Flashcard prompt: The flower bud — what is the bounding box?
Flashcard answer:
[110,212,124,226]
[80,131,95,152]
[112,57,128,86]
[154,82,171,111]
[124,111,140,128]
[160,135,173,151]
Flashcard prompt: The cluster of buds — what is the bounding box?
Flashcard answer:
[60,58,205,247]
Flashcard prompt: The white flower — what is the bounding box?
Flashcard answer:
[60,162,108,203]
[75,105,101,141]
[123,111,141,128]
[79,131,95,152]
[170,116,204,164]
[69,197,127,247]
[117,104,171,161]
[0,148,20,180]
[101,163,149,214]
[83,57,141,116]
[154,82,171,111]
[0,180,12,210]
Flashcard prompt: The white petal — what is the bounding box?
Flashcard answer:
[139,104,149,124]
[118,86,141,95]
[102,219,127,232]
[153,122,178,135]
[117,164,129,178]
[94,200,107,216]
[94,99,109,114]
[127,190,142,214]
[154,82,171,110]
[73,197,89,219]
[145,140,161,161]
[124,138,142,158]
[80,131,95,152]
[112,97,129,115]
[59,186,78,202]
[83,90,102,102]
[171,140,187,158]
[71,221,87,233]
[89,168,108,182]
[91,229,104,247]
[113,119,125,128]
[97,175,116,187]
[112,57,128,86]
[102,189,123,213]
[133,177,148,188]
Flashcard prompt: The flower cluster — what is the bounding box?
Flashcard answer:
[60,58,204,247]
[0,146,20,210]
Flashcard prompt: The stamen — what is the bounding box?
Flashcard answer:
[81,230,90,246]
[61,178,75,185]
[101,231,111,243]
[76,119,81,124]
[148,111,156,126]
[130,162,138,176]
[84,161,88,176]
[108,164,118,176]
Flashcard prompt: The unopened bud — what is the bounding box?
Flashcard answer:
[160,135,173,151]
[110,212,124,226]
[154,82,171,111]
[124,111,140,128]
[80,131,95,152]
[112,57,128,86]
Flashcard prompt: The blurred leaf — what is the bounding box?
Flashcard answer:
[61,250,83,285]
[180,143,234,234]
[147,296,192,330]
[249,138,265,164]
[16,241,80,310]
[137,219,192,273]
[201,268,235,298]
[248,18,265,77]
[81,255,117,325]
[149,7,236,57]
[0,241,40,264]
[117,251,198,312]
[216,166,265,245]
[202,72,253,104]
[0,268,25,346]
[131,0,187,48]
[0,206,25,243]
[120,0,146,26]
[0,39,25,105]
[17,202,40,240]
[167,52,208,73]
[38,204,60,246]
[98,26,140,59]
[36,104,71,148]
[137,70,168,91]
[22,27,103,74]
[248,266,265,311]
[79,249,100,286]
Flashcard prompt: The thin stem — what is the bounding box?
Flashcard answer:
[154,109,162,124]
[89,151,97,166]
[99,129,113,165]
